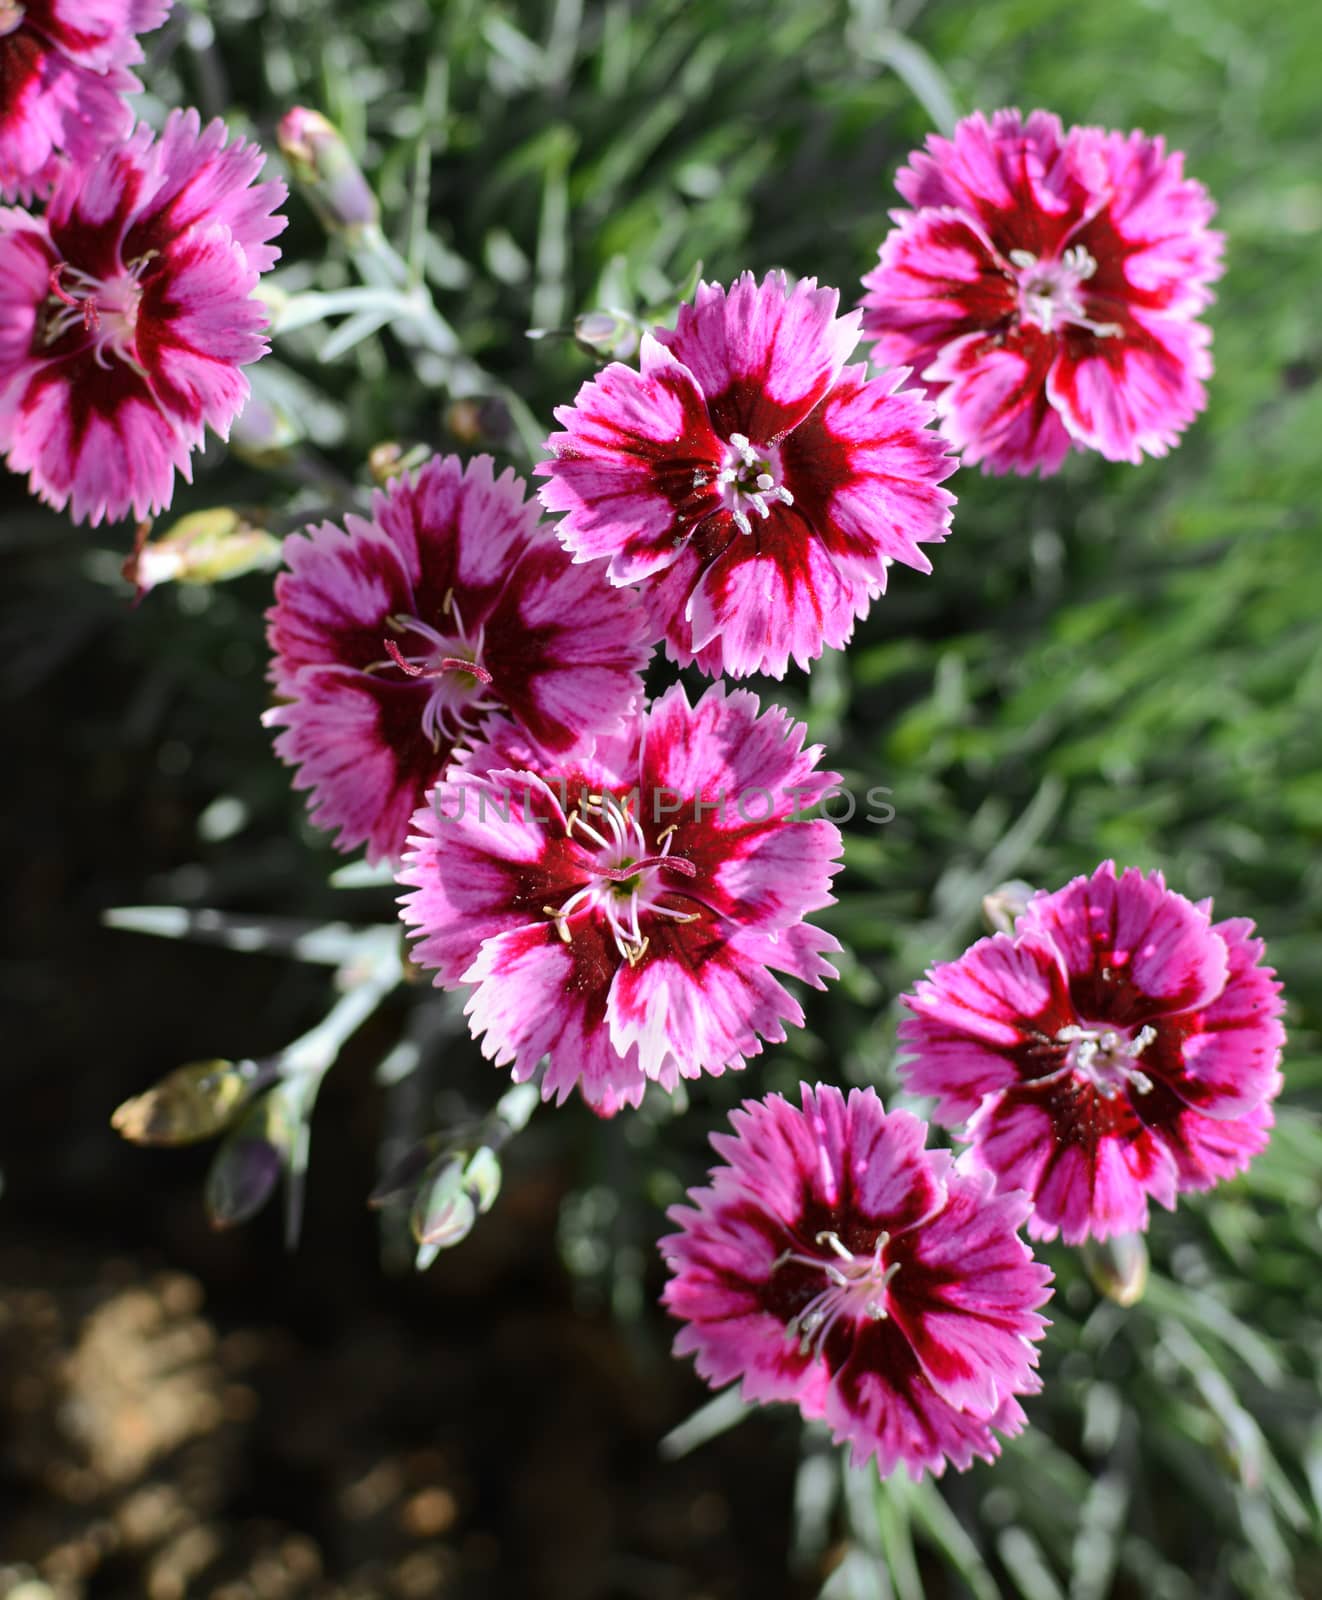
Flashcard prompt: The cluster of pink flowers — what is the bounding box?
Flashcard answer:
[252,108,1275,1480]
[17,52,1278,1483]
[0,2,287,524]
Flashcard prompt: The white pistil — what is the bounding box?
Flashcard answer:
[775,1230,900,1357]
[1055,1022,1159,1098]
[714,432,794,533]
[544,792,700,964]
[373,604,500,748]
[1009,244,1121,337]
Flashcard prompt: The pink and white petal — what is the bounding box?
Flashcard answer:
[1067,127,1223,317]
[1157,1089,1277,1192]
[899,933,1075,1123]
[1048,312,1212,464]
[267,516,415,682]
[42,120,156,278]
[0,208,55,428]
[461,919,645,1115]
[638,681,841,924]
[926,325,1070,476]
[1019,861,1228,1025]
[832,1092,951,1236]
[125,109,287,274]
[379,454,540,626]
[481,538,650,753]
[886,1165,1050,1415]
[823,1320,1005,1478]
[707,1090,846,1223]
[860,207,1018,385]
[683,503,865,678]
[4,354,196,525]
[398,768,587,979]
[0,40,135,199]
[266,667,440,864]
[1167,918,1285,1117]
[781,363,956,587]
[606,917,808,1083]
[965,1089,1055,1200]
[30,0,170,70]
[1135,921,1285,1123]
[538,335,721,583]
[137,223,267,437]
[980,1075,1178,1244]
[895,109,1082,261]
[656,271,860,444]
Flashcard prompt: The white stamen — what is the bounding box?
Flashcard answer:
[774,1230,899,1357]
[1052,1021,1160,1099]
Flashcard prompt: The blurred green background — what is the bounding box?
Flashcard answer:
[3,0,1319,1596]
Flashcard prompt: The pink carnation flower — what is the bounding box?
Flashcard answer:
[397,683,843,1115]
[0,0,171,203]
[0,108,286,525]
[538,270,956,679]
[900,862,1285,1244]
[860,109,1224,474]
[266,454,652,866]
[661,1084,1052,1478]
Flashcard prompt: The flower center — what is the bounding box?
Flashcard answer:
[377,590,500,749]
[774,1230,899,1357]
[44,259,153,366]
[1009,246,1121,337]
[1055,1022,1158,1098]
[0,1,25,38]
[712,433,794,535]
[542,794,699,966]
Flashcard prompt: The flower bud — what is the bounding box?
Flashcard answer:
[410,1146,503,1252]
[228,390,302,465]
[205,1086,298,1230]
[123,510,283,599]
[111,1058,267,1145]
[573,309,640,362]
[982,878,1036,935]
[1082,1231,1149,1308]
[278,107,379,237]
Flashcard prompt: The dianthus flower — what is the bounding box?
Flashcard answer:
[266,454,652,866]
[0,109,286,525]
[397,683,842,1115]
[900,863,1285,1244]
[538,270,955,679]
[0,0,171,202]
[860,110,1224,474]
[661,1084,1052,1477]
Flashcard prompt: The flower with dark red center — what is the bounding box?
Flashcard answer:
[860,109,1224,474]
[397,682,843,1115]
[537,269,956,680]
[0,108,286,525]
[0,0,171,202]
[899,862,1285,1244]
[660,1084,1052,1477]
[265,453,653,866]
